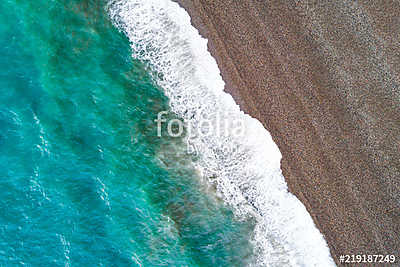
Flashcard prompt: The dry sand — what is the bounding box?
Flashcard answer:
[175,0,400,265]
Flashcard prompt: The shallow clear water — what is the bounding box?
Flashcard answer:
[0,1,255,266]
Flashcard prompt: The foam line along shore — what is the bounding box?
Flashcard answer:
[108,0,336,266]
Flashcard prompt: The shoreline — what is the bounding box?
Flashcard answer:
[110,1,335,265]
[174,0,400,265]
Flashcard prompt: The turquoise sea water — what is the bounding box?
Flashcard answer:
[0,1,255,266]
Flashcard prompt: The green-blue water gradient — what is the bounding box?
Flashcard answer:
[0,0,254,266]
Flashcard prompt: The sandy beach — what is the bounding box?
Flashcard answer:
[175,0,400,265]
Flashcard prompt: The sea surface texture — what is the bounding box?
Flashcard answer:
[1,0,334,266]
[0,1,254,266]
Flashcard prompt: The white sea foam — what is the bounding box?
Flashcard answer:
[107,0,336,266]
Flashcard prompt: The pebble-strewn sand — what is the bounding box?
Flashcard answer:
[175,0,400,265]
